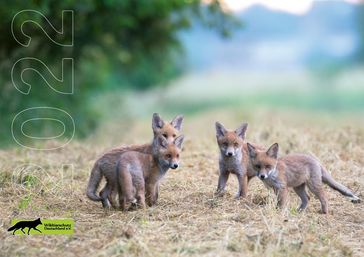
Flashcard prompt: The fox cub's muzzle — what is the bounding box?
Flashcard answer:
[225,147,235,157]
[258,173,268,180]
[170,162,179,169]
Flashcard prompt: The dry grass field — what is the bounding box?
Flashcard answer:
[0,108,363,257]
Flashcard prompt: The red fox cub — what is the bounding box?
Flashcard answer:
[247,142,361,214]
[86,113,184,208]
[116,134,184,210]
[215,122,261,198]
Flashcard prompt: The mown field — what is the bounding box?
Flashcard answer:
[0,106,363,257]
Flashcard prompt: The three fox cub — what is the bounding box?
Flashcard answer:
[86,113,360,214]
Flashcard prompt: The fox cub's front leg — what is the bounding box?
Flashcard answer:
[216,171,230,196]
[154,183,160,202]
[216,161,230,196]
[236,173,248,198]
[145,183,157,206]
[275,187,288,209]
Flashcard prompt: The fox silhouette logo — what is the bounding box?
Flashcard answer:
[7,218,42,235]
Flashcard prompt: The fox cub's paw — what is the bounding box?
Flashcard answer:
[214,190,225,197]
[350,196,361,204]
[235,192,247,200]
[101,199,111,209]
[129,199,139,210]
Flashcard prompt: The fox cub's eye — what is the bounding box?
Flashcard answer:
[223,142,228,147]
[254,164,261,170]
[163,133,168,138]
[166,154,172,158]
[234,142,239,147]
[173,134,176,138]
[176,154,179,158]
[265,165,272,170]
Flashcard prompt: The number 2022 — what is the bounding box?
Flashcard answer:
[11,10,75,150]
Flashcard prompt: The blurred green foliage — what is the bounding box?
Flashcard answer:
[0,0,239,145]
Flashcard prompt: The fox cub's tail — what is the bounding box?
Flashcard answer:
[321,166,361,203]
[86,163,102,201]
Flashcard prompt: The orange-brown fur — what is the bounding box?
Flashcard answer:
[86,113,183,208]
[247,143,360,214]
[215,122,262,198]
[116,135,184,210]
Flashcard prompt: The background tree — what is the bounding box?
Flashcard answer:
[0,0,239,145]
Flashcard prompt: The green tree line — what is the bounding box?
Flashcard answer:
[0,0,239,146]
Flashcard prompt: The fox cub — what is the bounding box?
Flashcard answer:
[86,113,184,208]
[215,122,261,198]
[247,142,361,213]
[116,134,184,210]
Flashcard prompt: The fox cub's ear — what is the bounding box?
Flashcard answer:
[235,123,248,140]
[215,122,227,137]
[152,113,164,130]
[170,114,184,131]
[157,135,168,148]
[266,143,279,159]
[174,135,185,149]
[246,143,257,159]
